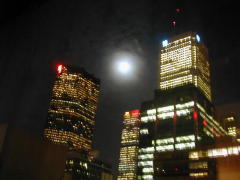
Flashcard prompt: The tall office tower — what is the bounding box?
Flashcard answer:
[160,32,211,101]
[118,110,140,180]
[44,64,100,152]
[137,32,227,180]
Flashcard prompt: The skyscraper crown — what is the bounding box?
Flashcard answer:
[159,32,211,101]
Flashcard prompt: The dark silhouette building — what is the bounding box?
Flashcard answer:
[64,151,113,180]
[0,124,68,180]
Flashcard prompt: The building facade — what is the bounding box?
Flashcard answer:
[137,32,227,180]
[160,32,211,101]
[118,110,140,180]
[189,137,240,180]
[44,64,100,152]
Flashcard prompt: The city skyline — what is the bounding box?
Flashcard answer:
[1,0,240,177]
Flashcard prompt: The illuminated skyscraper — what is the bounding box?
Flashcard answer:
[137,32,226,180]
[160,32,211,101]
[44,65,100,152]
[118,110,140,180]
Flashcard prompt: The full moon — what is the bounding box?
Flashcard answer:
[118,61,131,74]
[109,52,139,81]
[113,53,134,76]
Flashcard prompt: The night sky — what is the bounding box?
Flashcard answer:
[1,0,240,176]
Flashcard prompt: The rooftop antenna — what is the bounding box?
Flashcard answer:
[171,8,182,35]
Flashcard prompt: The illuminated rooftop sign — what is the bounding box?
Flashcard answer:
[162,40,168,47]
[196,34,200,42]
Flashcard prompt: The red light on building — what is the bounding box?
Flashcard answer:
[176,8,180,13]
[57,64,63,74]
[172,21,176,26]
[211,127,214,133]
[193,111,198,121]
[203,119,207,126]
[130,109,140,118]
[173,112,177,121]
[130,109,140,114]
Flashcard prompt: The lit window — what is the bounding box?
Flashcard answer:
[225,116,234,122]
[189,162,208,169]
[175,142,195,150]
[140,129,149,135]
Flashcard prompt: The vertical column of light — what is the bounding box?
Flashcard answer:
[127,113,134,176]
[160,40,169,89]
[138,109,156,180]
[159,43,166,89]
[173,104,177,150]
[191,37,197,88]
[131,110,141,179]
[159,49,163,89]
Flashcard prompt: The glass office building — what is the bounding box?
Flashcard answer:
[137,32,227,180]
[44,65,100,152]
[118,110,140,180]
[160,32,211,101]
